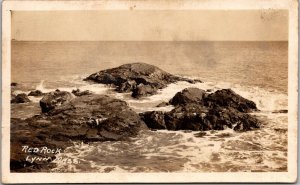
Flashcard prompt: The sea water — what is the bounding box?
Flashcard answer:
[11,41,288,172]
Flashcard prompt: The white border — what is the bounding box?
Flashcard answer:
[1,0,298,183]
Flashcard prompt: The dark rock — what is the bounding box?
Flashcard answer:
[40,91,74,113]
[206,89,213,92]
[85,63,202,98]
[132,84,157,98]
[141,88,260,132]
[11,93,31,103]
[204,89,258,113]
[142,104,260,131]
[272,110,288,114]
[11,93,147,172]
[170,88,257,113]
[11,82,18,87]
[194,131,206,137]
[170,88,207,106]
[140,111,167,129]
[116,80,137,93]
[156,101,169,107]
[28,90,44,97]
[72,89,93,96]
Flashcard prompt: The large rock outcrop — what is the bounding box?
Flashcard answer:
[85,63,202,98]
[11,93,147,172]
[141,88,260,132]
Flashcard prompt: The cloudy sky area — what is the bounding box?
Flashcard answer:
[12,10,288,41]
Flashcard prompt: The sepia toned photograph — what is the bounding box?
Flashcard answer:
[1,0,298,183]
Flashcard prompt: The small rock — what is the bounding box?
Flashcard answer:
[140,111,167,129]
[40,91,74,113]
[11,82,18,87]
[156,101,169,107]
[272,110,288,114]
[169,88,207,106]
[132,84,157,98]
[28,90,44,97]
[11,93,30,103]
[72,89,93,96]
[194,131,206,137]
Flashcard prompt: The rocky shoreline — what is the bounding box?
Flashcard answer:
[10,63,262,172]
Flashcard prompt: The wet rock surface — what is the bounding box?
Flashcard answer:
[85,63,202,98]
[141,88,260,132]
[11,93,146,172]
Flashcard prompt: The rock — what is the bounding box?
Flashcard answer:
[85,63,202,98]
[11,93,31,103]
[170,88,257,113]
[72,89,93,96]
[194,131,206,137]
[11,82,18,87]
[116,80,137,93]
[140,111,167,129]
[204,89,257,113]
[156,101,169,107]
[11,93,147,172]
[170,88,207,106]
[132,84,157,98]
[40,91,74,113]
[141,88,260,132]
[142,104,260,131]
[28,90,44,97]
[272,110,288,114]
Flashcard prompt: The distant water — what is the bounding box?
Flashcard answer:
[12,41,287,93]
[11,41,288,172]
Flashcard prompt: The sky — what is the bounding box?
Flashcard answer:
[11,10,288,41]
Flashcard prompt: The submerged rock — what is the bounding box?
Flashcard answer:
[40,90,74,113]
[11,93,31,103]
[72,89,93,96]
[141,88,260,132]
[11,93,147,172]
[85,63,202,98]
[28,90,44,97]
[156,101,170,107]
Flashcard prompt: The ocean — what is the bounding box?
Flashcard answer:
[11,41,288,172]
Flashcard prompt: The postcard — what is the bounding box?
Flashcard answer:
[1,0,298,183]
